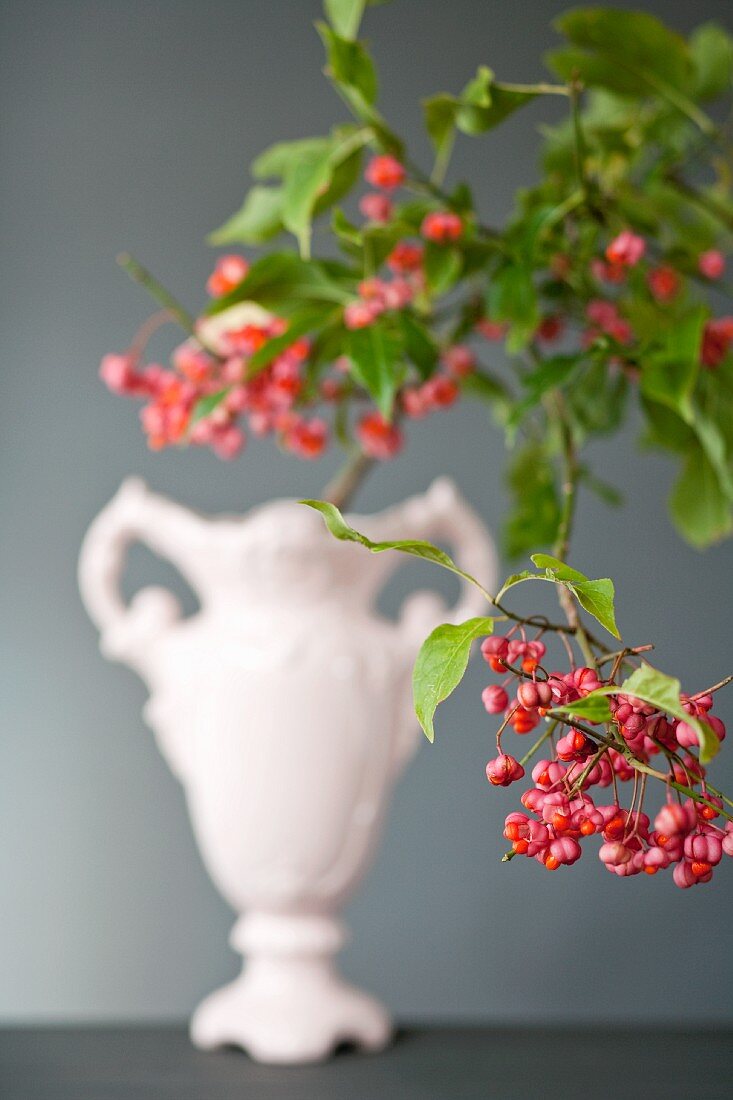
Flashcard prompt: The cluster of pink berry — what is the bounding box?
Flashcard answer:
[551,229,732,368]
[99,154,478,463]
[100,303,326,461]
[480,630,731,887]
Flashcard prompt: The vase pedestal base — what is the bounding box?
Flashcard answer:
[189,913,392,1065]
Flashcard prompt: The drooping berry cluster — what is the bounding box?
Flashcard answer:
[99,155,483,464]
[480,630,731,887]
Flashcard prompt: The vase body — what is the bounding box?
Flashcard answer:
[78,477,495,1063]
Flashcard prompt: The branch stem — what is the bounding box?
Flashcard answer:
[322,450,375,511]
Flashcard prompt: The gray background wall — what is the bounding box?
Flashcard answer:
[2,0,732,1023]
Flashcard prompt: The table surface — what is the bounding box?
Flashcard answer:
[1,1026,732,1100]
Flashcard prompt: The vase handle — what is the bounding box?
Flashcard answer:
[396,477,497,637]
[78,478,190,672]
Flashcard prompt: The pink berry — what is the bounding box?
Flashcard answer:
[548,836,581,866]
[599,841,632,867]
[654,801,695,838]
[605,230,645,267]
[364,155,405,191]
[517,681,552,709]
[356,412,403,459]
[684,833,723,867]
[211,424,245,460]
[647,265,680,302]
[99,352,142,396]
[475,319,505,340]
[421,211,463,243]
[344,300,379,330]
[387,241,423,273]
[207,254,249,298]
[480,636,509,663]
[482,685,509,714]
[537,315,564,342]
[698,250,725,280]
[701,317,733,368]
[441,345,475,377]
[359,192,393,223]
[283,417,328,460]
[486,754,525,787]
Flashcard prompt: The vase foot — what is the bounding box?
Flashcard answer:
[190,971,392,1064]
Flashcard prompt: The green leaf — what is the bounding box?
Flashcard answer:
[423,93,458,159]
[300,500,489,593]
[550,693,614,724]
[347,322,404,418]
[253,137,335,180]
[413,618,496,742]
[503,442,560,560]
[331,207,363,247]
[281,143,336,256]
[571,578,619,639]
[423,244,462,295]
[323,0,366,40]
[550,9,714,138]
[208,186,283,246]
[458,81,538,135]
[190,388,230,425]
[254,127,371,255]
[529,553,586,584]
[547,46,653,98]
[579,469,623,508]
[423,66,537,159]
[281,129,371,256]
[669,446,733,548]
[620,665,719,763]
[555,8,692,89]
[690,22,733,101]
[205,253,353,315]
[460,369,511,404]
[318,23,378,104]
[640,309,704,421]
[496,557,620,638]
[507,354,583,432]
[487,265,539,353]
[399,313,439,379]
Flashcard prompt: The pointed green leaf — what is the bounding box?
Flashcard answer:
[253,137,335,180]
[281,128,372,256]
[620,665,719,763]
[530,554,587,584]
[691,22,733,100]
[550,692,614,724]
[413,618,496,741]
[300,500,490,594]
[572,578,620,639]
[555,8,692,88]
[190,388,230,425]
[205,253,353,315]
[496,559,619,638]
[423,93,458,158]
[347,322,404,418]
[208,186,283,246]
[669,446,733,548]
[640,309,704,421]
[323,0,366,40]
[424,243,462,295]
[399,312,439,379]
[318,23,378,104]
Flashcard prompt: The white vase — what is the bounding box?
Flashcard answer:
[78,476,496,1064]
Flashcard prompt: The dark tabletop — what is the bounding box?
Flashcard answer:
[1,1026,731,1100]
